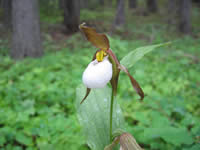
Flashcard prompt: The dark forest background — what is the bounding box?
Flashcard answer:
[0,0,200,150]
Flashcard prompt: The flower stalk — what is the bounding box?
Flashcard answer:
[110,88,114,142]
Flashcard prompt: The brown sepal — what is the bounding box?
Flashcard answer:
[79,23,110,51]
[107,49,121,96]
[119,65,144,100]
[80,88,91,104]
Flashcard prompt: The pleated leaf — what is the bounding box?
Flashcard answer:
[120,43,170,69]
[76,85,124,150]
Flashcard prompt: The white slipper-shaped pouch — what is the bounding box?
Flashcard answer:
[82,57,113,88]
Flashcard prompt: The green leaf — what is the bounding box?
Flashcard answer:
[183,144,200,150]
[120,43,170,69]
[76,85,124,150]
[12,146,23,150]
[144,127,194,146]
[0,136,6,146]
[16,133,33,146]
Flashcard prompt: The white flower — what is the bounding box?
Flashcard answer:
[82,57,113,88]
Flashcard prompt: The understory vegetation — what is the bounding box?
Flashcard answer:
[0,4,200,150]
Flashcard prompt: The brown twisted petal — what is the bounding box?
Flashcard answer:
[80,88,91,104]
[119,65,144,100]
[79,23,110,51]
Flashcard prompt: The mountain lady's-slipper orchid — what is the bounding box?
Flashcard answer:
[79,23,144,104]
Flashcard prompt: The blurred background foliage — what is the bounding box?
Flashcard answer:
[0,0,200,150]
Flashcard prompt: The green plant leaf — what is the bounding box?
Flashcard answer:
[76,85,124,150]
[16,133,33,146]
[0,136,6,146]
[120,43,170,69]
[183,144,200,150]
[144,127,194,146]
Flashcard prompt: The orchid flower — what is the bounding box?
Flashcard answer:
[79,23,144,104]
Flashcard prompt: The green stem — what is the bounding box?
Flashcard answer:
[109,90,114,143]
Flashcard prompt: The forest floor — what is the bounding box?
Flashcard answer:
[0,5,200,150]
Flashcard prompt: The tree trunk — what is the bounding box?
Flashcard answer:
[99,0,104,6]
[63,0,80,33]
[146,0,158,13]
[192,0,200,4]
[11,0,43,59]
[168,0,178,25]
[107,0,113,7]
[2,0,12,29]
[80,0,88,8]
[59,0,64,9]
[129,0,137,9]
[114,0,125,27]
[179,0,191,34]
